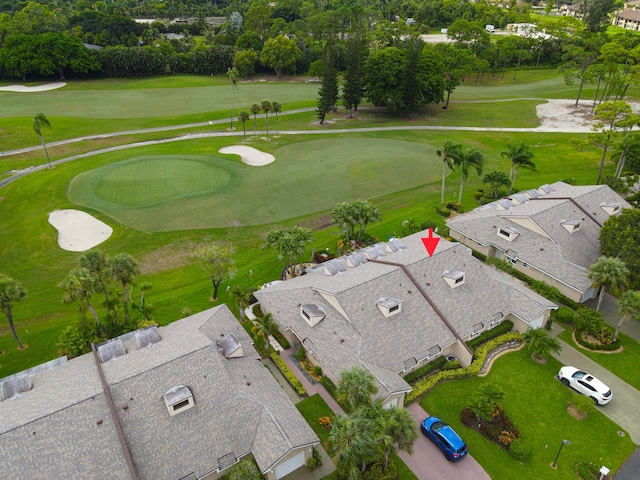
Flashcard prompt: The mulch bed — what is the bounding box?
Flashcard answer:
[461,407,520,451]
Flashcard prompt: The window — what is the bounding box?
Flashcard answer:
[497,226,519,241]
[499,229,511,238]
[377,297,402,317]
[455,276,464,284]
[505,255,517,265]
[522,262,528,268]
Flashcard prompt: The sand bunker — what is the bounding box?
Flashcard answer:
[48,209,113,252]
[0,82,66,92]
[219,146,275,166]
[536,99,640,132]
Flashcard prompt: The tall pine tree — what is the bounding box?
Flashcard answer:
[316,35,339,125]
[342,24,368,117]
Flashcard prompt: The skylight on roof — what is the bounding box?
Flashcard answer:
[217,333,243,358]
[346,252,368,267]
[97,338,126,363]
[497,199,514,210]
[386,238,406,252]
[1,374,31,400]
[363,244,386,259]
[511,193,529,205]
[525,189,541,199]
[561,219,582,233]
[135,326,161,348]
[600,202,621,215]
[324,259,346,276]
[539,184,554,194]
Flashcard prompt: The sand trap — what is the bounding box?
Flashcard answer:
[219,146,275,166]
[48,209,113,252]
[536,99,640,132]
[0,82,66,92]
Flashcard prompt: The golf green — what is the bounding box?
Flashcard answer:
[67,137,441,231]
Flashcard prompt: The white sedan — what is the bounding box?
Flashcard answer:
[558,366,613,405]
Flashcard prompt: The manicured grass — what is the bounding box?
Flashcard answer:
[67,137,443,231]
[420,349,635,479]
[558,329,640,391]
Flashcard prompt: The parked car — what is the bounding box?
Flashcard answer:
[420,416,468,461]
[558,366,613,405]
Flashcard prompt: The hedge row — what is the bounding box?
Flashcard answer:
[270,353,307,396]
[574,329,622,351]
[404,357,446,385]
[466,320,514,350]
[404,332,524,404]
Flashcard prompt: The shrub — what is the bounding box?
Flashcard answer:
[498,430,517,446]
[403,356,446,384]
[321,375,337,398]
[312,446,322,465]
[313,366,322,376]
[442,360,460,370]
[420,220,437,231]
[306,457,318,470]
[435,206,451,217]
[405,332,525,404]
[272,330,290,349]
[362,458,397,480]
[509,438,531,461]
[225,456,263,480]
[270,353,306,395]
[554,306,575,325]
[575,308,618,346]
[294,347,307,361]
[466,320,514,350]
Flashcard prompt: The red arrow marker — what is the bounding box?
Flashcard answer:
[421,228,440,257]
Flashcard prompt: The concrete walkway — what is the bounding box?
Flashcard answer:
[549,322,640,445]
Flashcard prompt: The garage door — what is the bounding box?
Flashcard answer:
[275,451,305,479]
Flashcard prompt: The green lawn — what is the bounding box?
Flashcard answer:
[420,349,635,479]
[558,329,640,391]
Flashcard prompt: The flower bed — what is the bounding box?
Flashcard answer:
[461,407,520,451]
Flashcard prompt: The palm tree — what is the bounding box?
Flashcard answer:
[227,67,239,130]
[467,394,493,421]
[524,327,561,362]
[331,202,358,243]
[336,365,379,413]
[251,312,278,351]
[501,142,536,195]
[0,274,27,349]
[454,147,484,203]
[250,103,260,136]
[33,113,52,169]
[229,285,254,321]
[614,290,640,342]
[238,110,250,140]
[437,140,462,204]
[80,250,111,307]
[261,100,273,139]
[352,199,382,242]
[60,268,101,327]
[477,383,505,409]
[380,406,418,468]
[588,256,630,312]
[272,101,282,136]
[328,411,377,480]
[108,253,139,324]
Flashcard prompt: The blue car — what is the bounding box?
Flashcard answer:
[420,416,468,462]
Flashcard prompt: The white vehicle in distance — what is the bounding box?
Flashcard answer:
[558,366,613,405]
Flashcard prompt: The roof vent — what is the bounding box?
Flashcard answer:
[346,252,368,268]
[376,297,402,317]
[496,199,514,210]
[163,385,194,416]
[217,452,237,471]
[301,304,326,327]
[442,270,465,288]
[600,202,621,215]
[497,226,519,241]
[385,238,406,252]
[97,338,126,363]
[560,219,582,233]
[135,326,161,348]
[1,374,31,400]
[324,259,346,276]
[216,333,243,358]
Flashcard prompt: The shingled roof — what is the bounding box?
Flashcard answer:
[0,306,318,480]
[446,182,631,297]
[255,231,555,400]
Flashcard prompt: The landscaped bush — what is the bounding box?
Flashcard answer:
[467,320,514,350]
[272,331,290,350]
[420,220,437,231]
[554,306,575,325]
[223,455,263,480]
[471,249,487,262]
[362,458,397,480]
[270,353,306,395]
[435,206,451,217]
[405,332,525,404]
[321,375,337,398]
[446,202,464,212]
[294,347,307,361]
[442,360,461,370]
[574,308,620,350]
[509,438,531,461]
[403,356,446,384]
